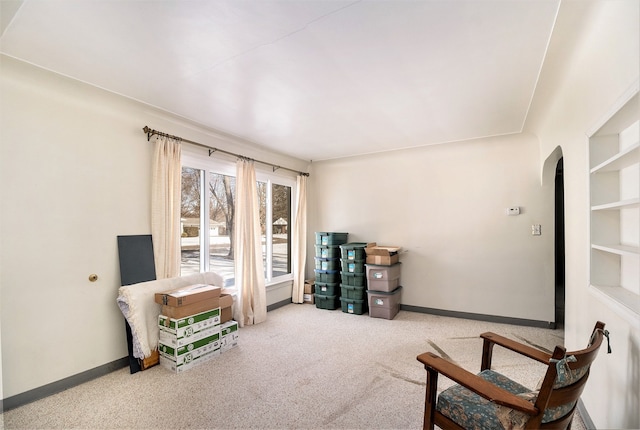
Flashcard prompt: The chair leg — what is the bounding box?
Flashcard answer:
[424,367,438,430]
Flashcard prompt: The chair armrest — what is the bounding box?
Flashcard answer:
[417,352,538,415]
[481,332,551,364]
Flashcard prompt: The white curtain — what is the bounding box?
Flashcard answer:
[151,135,182,279]
[233,158,267,327]
[291,174,308,304]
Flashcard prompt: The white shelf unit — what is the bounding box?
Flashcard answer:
[589,86,640,319]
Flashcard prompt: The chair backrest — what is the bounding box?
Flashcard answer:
[527,321,607,429]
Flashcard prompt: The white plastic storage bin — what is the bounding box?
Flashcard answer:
[367,286,402,320]
[365,263,401,292]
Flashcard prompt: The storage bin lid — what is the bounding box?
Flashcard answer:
[367,286,403,295]
[340,242,376,249]
[365,262,402,268]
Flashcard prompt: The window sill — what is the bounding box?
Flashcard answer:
[266,278,293,290]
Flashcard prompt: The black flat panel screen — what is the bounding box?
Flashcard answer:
[117,234,156,286]
[117,234,157,374]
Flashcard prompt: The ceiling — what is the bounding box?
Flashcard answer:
[1,0,561,161]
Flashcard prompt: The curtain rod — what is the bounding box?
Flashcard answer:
[142,126,309,177]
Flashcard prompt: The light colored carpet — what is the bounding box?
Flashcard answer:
[2,304,586,429]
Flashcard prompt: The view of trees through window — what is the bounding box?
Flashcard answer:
[180,167,202,275]
[181,166,292,286]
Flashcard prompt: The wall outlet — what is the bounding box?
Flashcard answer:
[532,224,542,236]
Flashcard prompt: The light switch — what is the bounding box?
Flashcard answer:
[532,224,542,236]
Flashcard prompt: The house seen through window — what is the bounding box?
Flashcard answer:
[180,161,293,287]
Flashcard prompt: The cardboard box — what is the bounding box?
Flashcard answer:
[155,284,221,307]
[159,324,221,348]
[141,350,159,370]
[220,306,232,323]
[159,349,220,373]
[220,320,239,352]
[158,308,220,337]
[303,279,315,303]
[158,332,221,365]
[304,279,315,295]
[161,296,220,319]
[218,294,233,323]
[162,293,233,320]
[365,245,401,265]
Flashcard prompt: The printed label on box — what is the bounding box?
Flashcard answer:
[158,308,220,337]
[374,298,385,306]
[373,272,383,279]
[220,320,238,336]
[158,324,221,348]
[348,304,355,313]
[220,321,239,352]
[159,332,220,365]
[159,331,220,356]
[347,250,356,260]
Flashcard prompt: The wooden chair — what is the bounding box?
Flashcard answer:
[417,321,609,430]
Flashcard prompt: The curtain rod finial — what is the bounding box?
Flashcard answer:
[143,126,155,141]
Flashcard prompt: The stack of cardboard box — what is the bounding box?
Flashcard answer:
[155,284,238,373]
[303,279,315,304]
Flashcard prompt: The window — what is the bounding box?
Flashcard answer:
[259,182,292,279]
[180,147,295,287]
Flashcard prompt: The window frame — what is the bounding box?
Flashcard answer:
[181,144,297,287]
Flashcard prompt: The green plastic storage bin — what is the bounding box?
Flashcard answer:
[341,258,365,274]
[315,281,339,296]
[314,257,340,271]
[340,297,367,315]
[314,294,340,310]
[314,269,340,283]
[315,245,341,259]
[341,285,367,300]
[340,242,370,260]
[341,272,366,287]
[315,232,348,246]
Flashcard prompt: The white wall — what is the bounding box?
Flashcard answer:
[0,54,307,399]
[526,1,639,428]
[309,132,555,323]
